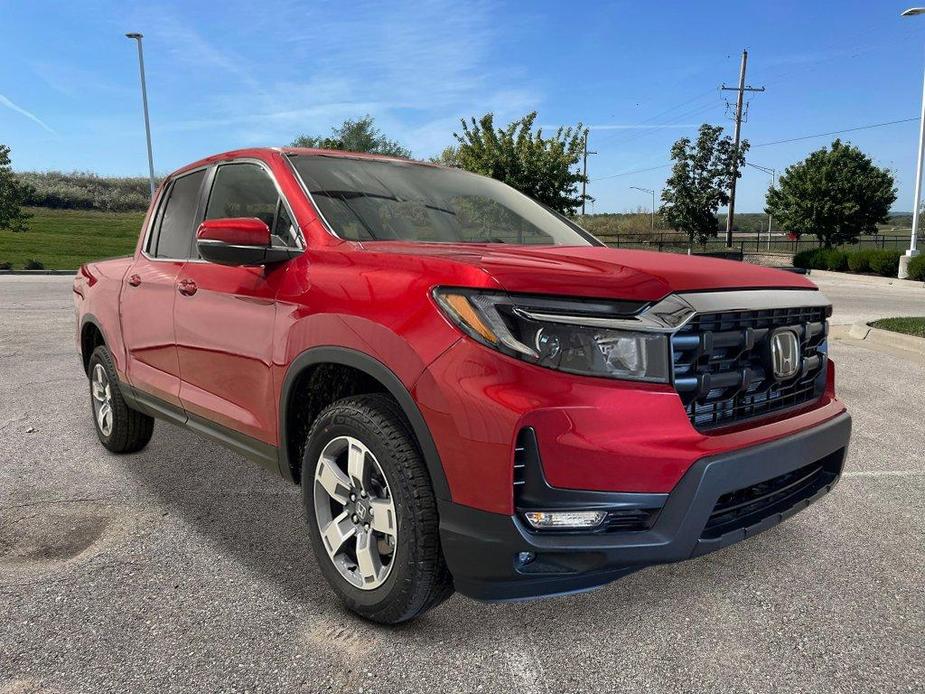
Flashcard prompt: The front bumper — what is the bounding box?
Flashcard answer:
[439,411,851,601]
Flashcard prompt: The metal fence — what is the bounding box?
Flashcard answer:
[596,232,920,257]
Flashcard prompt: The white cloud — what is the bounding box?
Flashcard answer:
[0,93,55,134]
[133,0,541,157]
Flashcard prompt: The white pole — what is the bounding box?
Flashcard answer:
[127,33,156,197]
[907,62,925,255]
[899,9,925,278]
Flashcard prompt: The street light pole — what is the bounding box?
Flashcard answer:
[630,186,656,231]
[126,32,156,198]
[900,8,925,278]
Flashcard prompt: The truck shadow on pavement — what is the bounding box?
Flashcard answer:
[118,418,817,642]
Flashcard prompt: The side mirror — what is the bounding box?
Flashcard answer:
[196,218,299,266]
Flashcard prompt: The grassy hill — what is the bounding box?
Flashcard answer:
[0,208,144,270]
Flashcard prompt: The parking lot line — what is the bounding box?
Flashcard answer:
[841,469,925,478]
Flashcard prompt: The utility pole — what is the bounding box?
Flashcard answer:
[746,161,776,249]
[630,186,656,231]
[126,32,156,197]
[581,132,597,216]
[721,49,765,247]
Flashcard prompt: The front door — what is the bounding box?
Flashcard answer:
[121,168,207,407]
[173,161,300,445]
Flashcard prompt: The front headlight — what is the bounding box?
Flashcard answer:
[433,288,671,383]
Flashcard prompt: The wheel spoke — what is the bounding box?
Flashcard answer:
[321,510,356,558]
[92,366,107,402]
[347,441,368,490]
[368,499,396,536]
[316,456,352,504]
[355,529,382,584]
[97,402,111,431]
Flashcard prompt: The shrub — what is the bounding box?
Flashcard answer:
[0,261,11,270]
[793,247,825,269]
[847,248,876,273]
[907,253,925,281]
[822,248,849,271]
[868,249,901,276]
[23,258,44,270]
[15,171,155,212]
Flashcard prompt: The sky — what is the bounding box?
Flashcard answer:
[2,0,925,213]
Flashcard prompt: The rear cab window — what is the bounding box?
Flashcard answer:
[147,169,207,259]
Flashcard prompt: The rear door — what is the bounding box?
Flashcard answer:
[173,160,301,444]
[121,168,207,407]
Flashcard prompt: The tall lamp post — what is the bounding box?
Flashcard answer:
[630,186,656,231]
[125,32,156,197]
[900,8,925,278]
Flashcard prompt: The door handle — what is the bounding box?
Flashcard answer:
[127,274,142,287]
[177,278,198,296]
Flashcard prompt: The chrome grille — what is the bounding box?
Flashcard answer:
[671,305,829,430]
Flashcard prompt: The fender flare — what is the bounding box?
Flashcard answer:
[78,313,109,371]
[278,346,451,500]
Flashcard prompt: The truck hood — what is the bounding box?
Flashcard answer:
[359,242,816,302]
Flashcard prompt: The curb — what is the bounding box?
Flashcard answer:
[809,269,925,288]
[846,321,925,356]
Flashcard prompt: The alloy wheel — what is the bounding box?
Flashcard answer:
[312,436,398,590]
[91,363,114,437]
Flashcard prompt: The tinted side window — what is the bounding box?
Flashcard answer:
[153,170,206,259]
[206,163,279,229]
[272,200,298,246]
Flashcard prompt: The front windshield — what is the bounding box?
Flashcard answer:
[290,155,598,246]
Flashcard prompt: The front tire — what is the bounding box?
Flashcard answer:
[302,394,453,624]
[87,346,154,453]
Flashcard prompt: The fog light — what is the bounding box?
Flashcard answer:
[522,510,607,530]
[516,551,536,566]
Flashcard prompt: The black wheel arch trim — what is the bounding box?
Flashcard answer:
[278,346,451,500]
[79,313,112,372]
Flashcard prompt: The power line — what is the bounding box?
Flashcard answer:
[590,54,736,149]
[753,117,919,147]
[597,94,717,148]
[591,163,671,182]
[602,100,721,151]
[593,117,921,183]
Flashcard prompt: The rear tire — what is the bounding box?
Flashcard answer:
[88,346,154,453]
[302,394,453,624]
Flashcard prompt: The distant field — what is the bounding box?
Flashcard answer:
[0,208,144,270]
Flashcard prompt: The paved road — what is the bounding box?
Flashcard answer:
[809,270,924,326]
[1,275,923,694]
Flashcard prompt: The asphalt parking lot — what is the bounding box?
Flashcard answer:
[1,274,923,694]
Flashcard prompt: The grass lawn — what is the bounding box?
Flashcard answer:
[870,317,925,338]
[0,207,145,270]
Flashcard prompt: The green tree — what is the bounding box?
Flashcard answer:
[451,112,588,215]
[659,124,747,246]
[430,145,461,167]
[765,139,896,247]
[0,144,32,232]
[291,115,411,158]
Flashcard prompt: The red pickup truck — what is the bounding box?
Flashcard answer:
[73,148,851,623]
